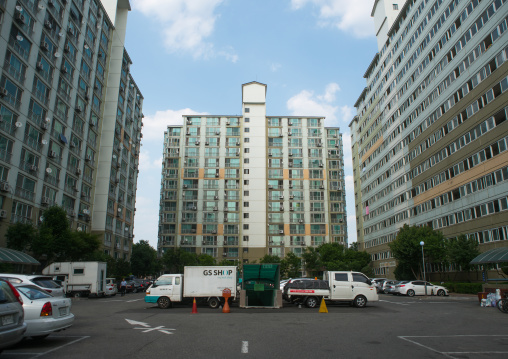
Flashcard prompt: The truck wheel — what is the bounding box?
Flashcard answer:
[305,296,319,308]
[353,295,367,308]
[208,297,220,309]
[157,297,171,309]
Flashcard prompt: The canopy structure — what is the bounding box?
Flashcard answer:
[470,247,508,265]
[0,248,40,265]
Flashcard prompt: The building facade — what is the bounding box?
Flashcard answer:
[158,82,347,264]
[350,0,508,277]
[0,0,143,261]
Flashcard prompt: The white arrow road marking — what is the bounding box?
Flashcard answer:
[126,319,175,334]
[242,341,248,354]
[125,319,150,327]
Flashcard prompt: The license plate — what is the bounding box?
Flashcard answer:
[1,314,14,326]
[59,307,67,316]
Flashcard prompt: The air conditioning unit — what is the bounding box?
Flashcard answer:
[279,196,284,200]
[85,156,92,162]
[290,207,294,211]
[61,67,68,74]
[76,168,81,175]
[205,141,209,146]
[288,132,292,136]
[213,207,218,211]
[320,185,324,189]
[289,184,293,188]
[115,177,120,183]
[181,218,186,222]
[48,151,57,158]
[192,206,197,211]
[215,131,220,135]
[334,134,338,138]
[212,230,217,234]
[279,230,284,234]
[0,89,8,97]
[289,163,293,167]
[0,182,9,192]
[191,229,196,233]
[288,122,292,126]
[15,13,25,23]
[69,209,76,217]
[36,62,44,71]
[224,208,229,212]
[224,218,228,222]
[269,185,273,189]
[317,143,322,147]
[195,141,200,145]
[89,121,95,127]
[319,162,323,167]
[64,44,70,53]
[183,184,188,188]
[0,210,7,219]
[290,195,294,199]
[41,122,48,130]
[288,153,293,156]
[236,142,240,146]
[280,207,284,211]
[335,144,339,147]
[214,196,219,200]
[75,106,82,113]
[215,173,219,178]
[41,197,50,205]
[44,21,52,29]
[268,153,272,156]
[302,242,306,246]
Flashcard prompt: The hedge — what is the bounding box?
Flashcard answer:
[441,282,483,294]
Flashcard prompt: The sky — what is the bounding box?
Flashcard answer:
[124,0,379,249]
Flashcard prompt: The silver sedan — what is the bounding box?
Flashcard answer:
[14,285,74,340]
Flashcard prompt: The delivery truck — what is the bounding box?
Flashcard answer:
[145,266,237,309]
[42,261,107,297]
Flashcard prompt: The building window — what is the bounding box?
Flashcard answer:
[245,118,250,122]
[244,180,249,185]
[244,201,249,207]
[243,213,249,218]
[243,224,249,230]
[244,148,249,153]
[393,4,398,10]
[244,128,250,133]
[244,159,249,164]
[244,191,249,196]
[245,108,250,113]
[244,138,249,142]
[244,169,249,174]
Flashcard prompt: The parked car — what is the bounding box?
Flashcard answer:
[371,278,388,293]
[383,281,400,294]
[14,284,74,340]
[0,279,27,353]
[396,281,448,296]
[0,274,65,297]
[105,278,117,296]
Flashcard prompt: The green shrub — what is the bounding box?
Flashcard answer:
[441,282,482,294]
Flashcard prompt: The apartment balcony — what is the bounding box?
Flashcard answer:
[160,229,176,235]
[0,120,16,137]
[180,239,196,246]
[23,134,42,153]
[44,173,59,187]
[202,239,217,246]
[33,88,50,107]
[10,214,32,225]
[15,186,35,202]
[0,148,12,164]
[19,160,38,176]
[1,91,22,110]
[3,60,26,86]
[8,35,30,61]
[224,238,239,246]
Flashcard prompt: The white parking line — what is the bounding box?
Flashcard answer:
[30,336,89,358]
[399,335,508,359]
[241,341,248,354]
[379,300,409,306]
[127,299,142,302]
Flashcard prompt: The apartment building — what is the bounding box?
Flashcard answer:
[158,82,347,263]
[350,0,508,277]
[0,0,143,261]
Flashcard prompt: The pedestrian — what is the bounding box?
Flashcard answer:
[120,278,127,296]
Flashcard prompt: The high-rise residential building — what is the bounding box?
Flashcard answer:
[0,0,143,261]
[158,82,347,264]
[350,0,508,277]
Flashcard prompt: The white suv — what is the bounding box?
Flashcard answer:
[0,274,65,297]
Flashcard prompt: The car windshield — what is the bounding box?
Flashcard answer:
[31,278,61,288]
[17,285,52,300]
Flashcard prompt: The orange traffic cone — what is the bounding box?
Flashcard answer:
[191,298,198,314]
[222,298,230,313]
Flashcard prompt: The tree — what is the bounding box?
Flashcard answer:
[446,234,480,280]
[280,252,301,278]
[259,254,282,264]
[301,247,320,277]
[32,206,72,262]
[197,253,216,266]
[161,249,200,273]
[131,240,159,277]
[389,224,446,280]
[349,242,359,251]
[6,222,37,252]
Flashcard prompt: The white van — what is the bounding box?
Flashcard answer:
[285,271,378,308]
[324,271,379,307]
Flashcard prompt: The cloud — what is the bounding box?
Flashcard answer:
[141,108,208,142]
[286,83,340,124]
[290,0,375,38]
[132,0,237,61]
[270,63,282,72]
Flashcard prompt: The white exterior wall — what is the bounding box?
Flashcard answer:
[372,0,405,52]
[242,83,267,248]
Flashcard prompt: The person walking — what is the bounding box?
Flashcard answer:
[120,278,127,296]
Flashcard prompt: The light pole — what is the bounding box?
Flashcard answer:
[420,241,427,296]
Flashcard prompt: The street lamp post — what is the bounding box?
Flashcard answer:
[420,241,427,296]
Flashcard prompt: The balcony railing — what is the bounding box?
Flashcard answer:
[8,35,30,61]
[44,173,59,186]
[1,92,22,110]
[15,186,35,201]
[3,60,26,85]
[10,214,32,225]
[0,120,16,136]
[23,134,42,153]
[0,148,12,163]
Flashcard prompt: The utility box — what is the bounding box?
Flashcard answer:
[241,264,281,308]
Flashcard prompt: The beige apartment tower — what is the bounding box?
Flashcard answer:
[158,82,347,263]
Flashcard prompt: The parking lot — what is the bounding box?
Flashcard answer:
[1,292,507,358]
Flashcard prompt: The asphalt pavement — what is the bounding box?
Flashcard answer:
[2,292,506,359]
